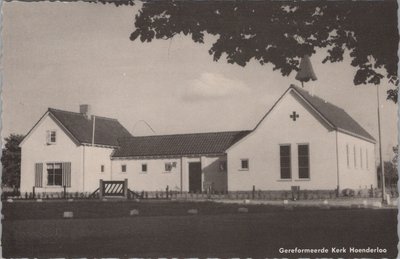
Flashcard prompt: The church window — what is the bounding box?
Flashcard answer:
[280,145,291,179]
[353,145,357,168]
[298,144,310,179]
[346,144,350,167]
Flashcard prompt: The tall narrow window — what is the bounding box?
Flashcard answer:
[346,144,350,167]
[280,145,291,179]
[100,165,104,173]
[298,144,310,179]
[121,164,127,173]
[353,145,357,168]
[366,149,369,170]
[360,147,363,169]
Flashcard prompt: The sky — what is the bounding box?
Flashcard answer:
[2,1,398,161]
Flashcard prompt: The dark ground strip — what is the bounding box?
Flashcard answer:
[2,204,397,258]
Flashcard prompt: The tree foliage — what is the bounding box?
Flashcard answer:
[1,134,24,188]
[129,0,398,101]
[377,145,399,189]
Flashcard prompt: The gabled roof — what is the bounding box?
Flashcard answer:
[112,130,251,158]
[48,108,132,146]
[254,85,375,143]
[21,108,132,147]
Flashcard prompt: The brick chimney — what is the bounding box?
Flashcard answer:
[79,104,91,118]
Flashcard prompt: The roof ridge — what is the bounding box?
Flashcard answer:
[48,107,118,121]
[120,130,252,140]
[290,84,337,107]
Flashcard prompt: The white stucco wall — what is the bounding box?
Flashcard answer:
[82,145,114,192]
[111,155,227,192]
[227,91,338,191]
[111,157,182,192]
[337,132,377,190]
[20,114,83,193]
[202,156,227,192]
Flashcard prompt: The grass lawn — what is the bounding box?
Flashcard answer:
[2,200,398,258]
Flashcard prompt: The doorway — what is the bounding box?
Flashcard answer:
[189,162,202,193]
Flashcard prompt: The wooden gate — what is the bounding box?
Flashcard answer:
[99,179,128,198]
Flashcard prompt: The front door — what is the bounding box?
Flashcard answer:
[189,162,202,193]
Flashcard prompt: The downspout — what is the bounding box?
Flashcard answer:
[335,131,340,195]
[180,157,183,193]
[110,155,113,181]
[92,115,96,146]
[82,145,86,192]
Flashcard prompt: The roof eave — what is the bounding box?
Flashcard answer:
[336,128,376,144]
[111,152,226,160]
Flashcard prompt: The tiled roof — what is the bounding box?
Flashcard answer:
[49,108,132,146]
[291,85,375,142]
[112,131,251,158]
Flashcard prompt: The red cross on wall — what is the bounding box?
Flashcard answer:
[290,111,299,121]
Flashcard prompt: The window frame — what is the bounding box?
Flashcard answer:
[240,159,249,171]
[297,143,310,179]
[353,145,357,168]
[47,130,57,145]
[46,162,63,186]
[141,163,148,173]
[164,162,173,173]
[100,165,105,173]
[279,144,292,180]
[121,164,127,173]
[346,144,350,168]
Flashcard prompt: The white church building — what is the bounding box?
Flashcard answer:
[19,85,377,194]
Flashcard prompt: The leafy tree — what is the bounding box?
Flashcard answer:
[128,0,398,101]
[377,145,399,190]
[1,134,24,188]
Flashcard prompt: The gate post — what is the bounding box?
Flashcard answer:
[124,179,128,198]
[99,179,103,199]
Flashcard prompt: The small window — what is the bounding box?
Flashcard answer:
[100,165,104,173]
[240,159,249,170]
[121,165,127,173]
[360,147,363,169]
[165,162,173,172]
[219,161,227,172]
[366,149,369,170]
[346,144,350,167]
[141,163,147,173]
[47,130,57,144]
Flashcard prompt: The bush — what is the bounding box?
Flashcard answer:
[342,188,355,197]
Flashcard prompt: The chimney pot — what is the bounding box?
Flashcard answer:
[79,104,91,118]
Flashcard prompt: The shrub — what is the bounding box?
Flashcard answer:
[342,188,355,197]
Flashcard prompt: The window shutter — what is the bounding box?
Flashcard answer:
[35,163,43,187]
[62,162,71,187]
